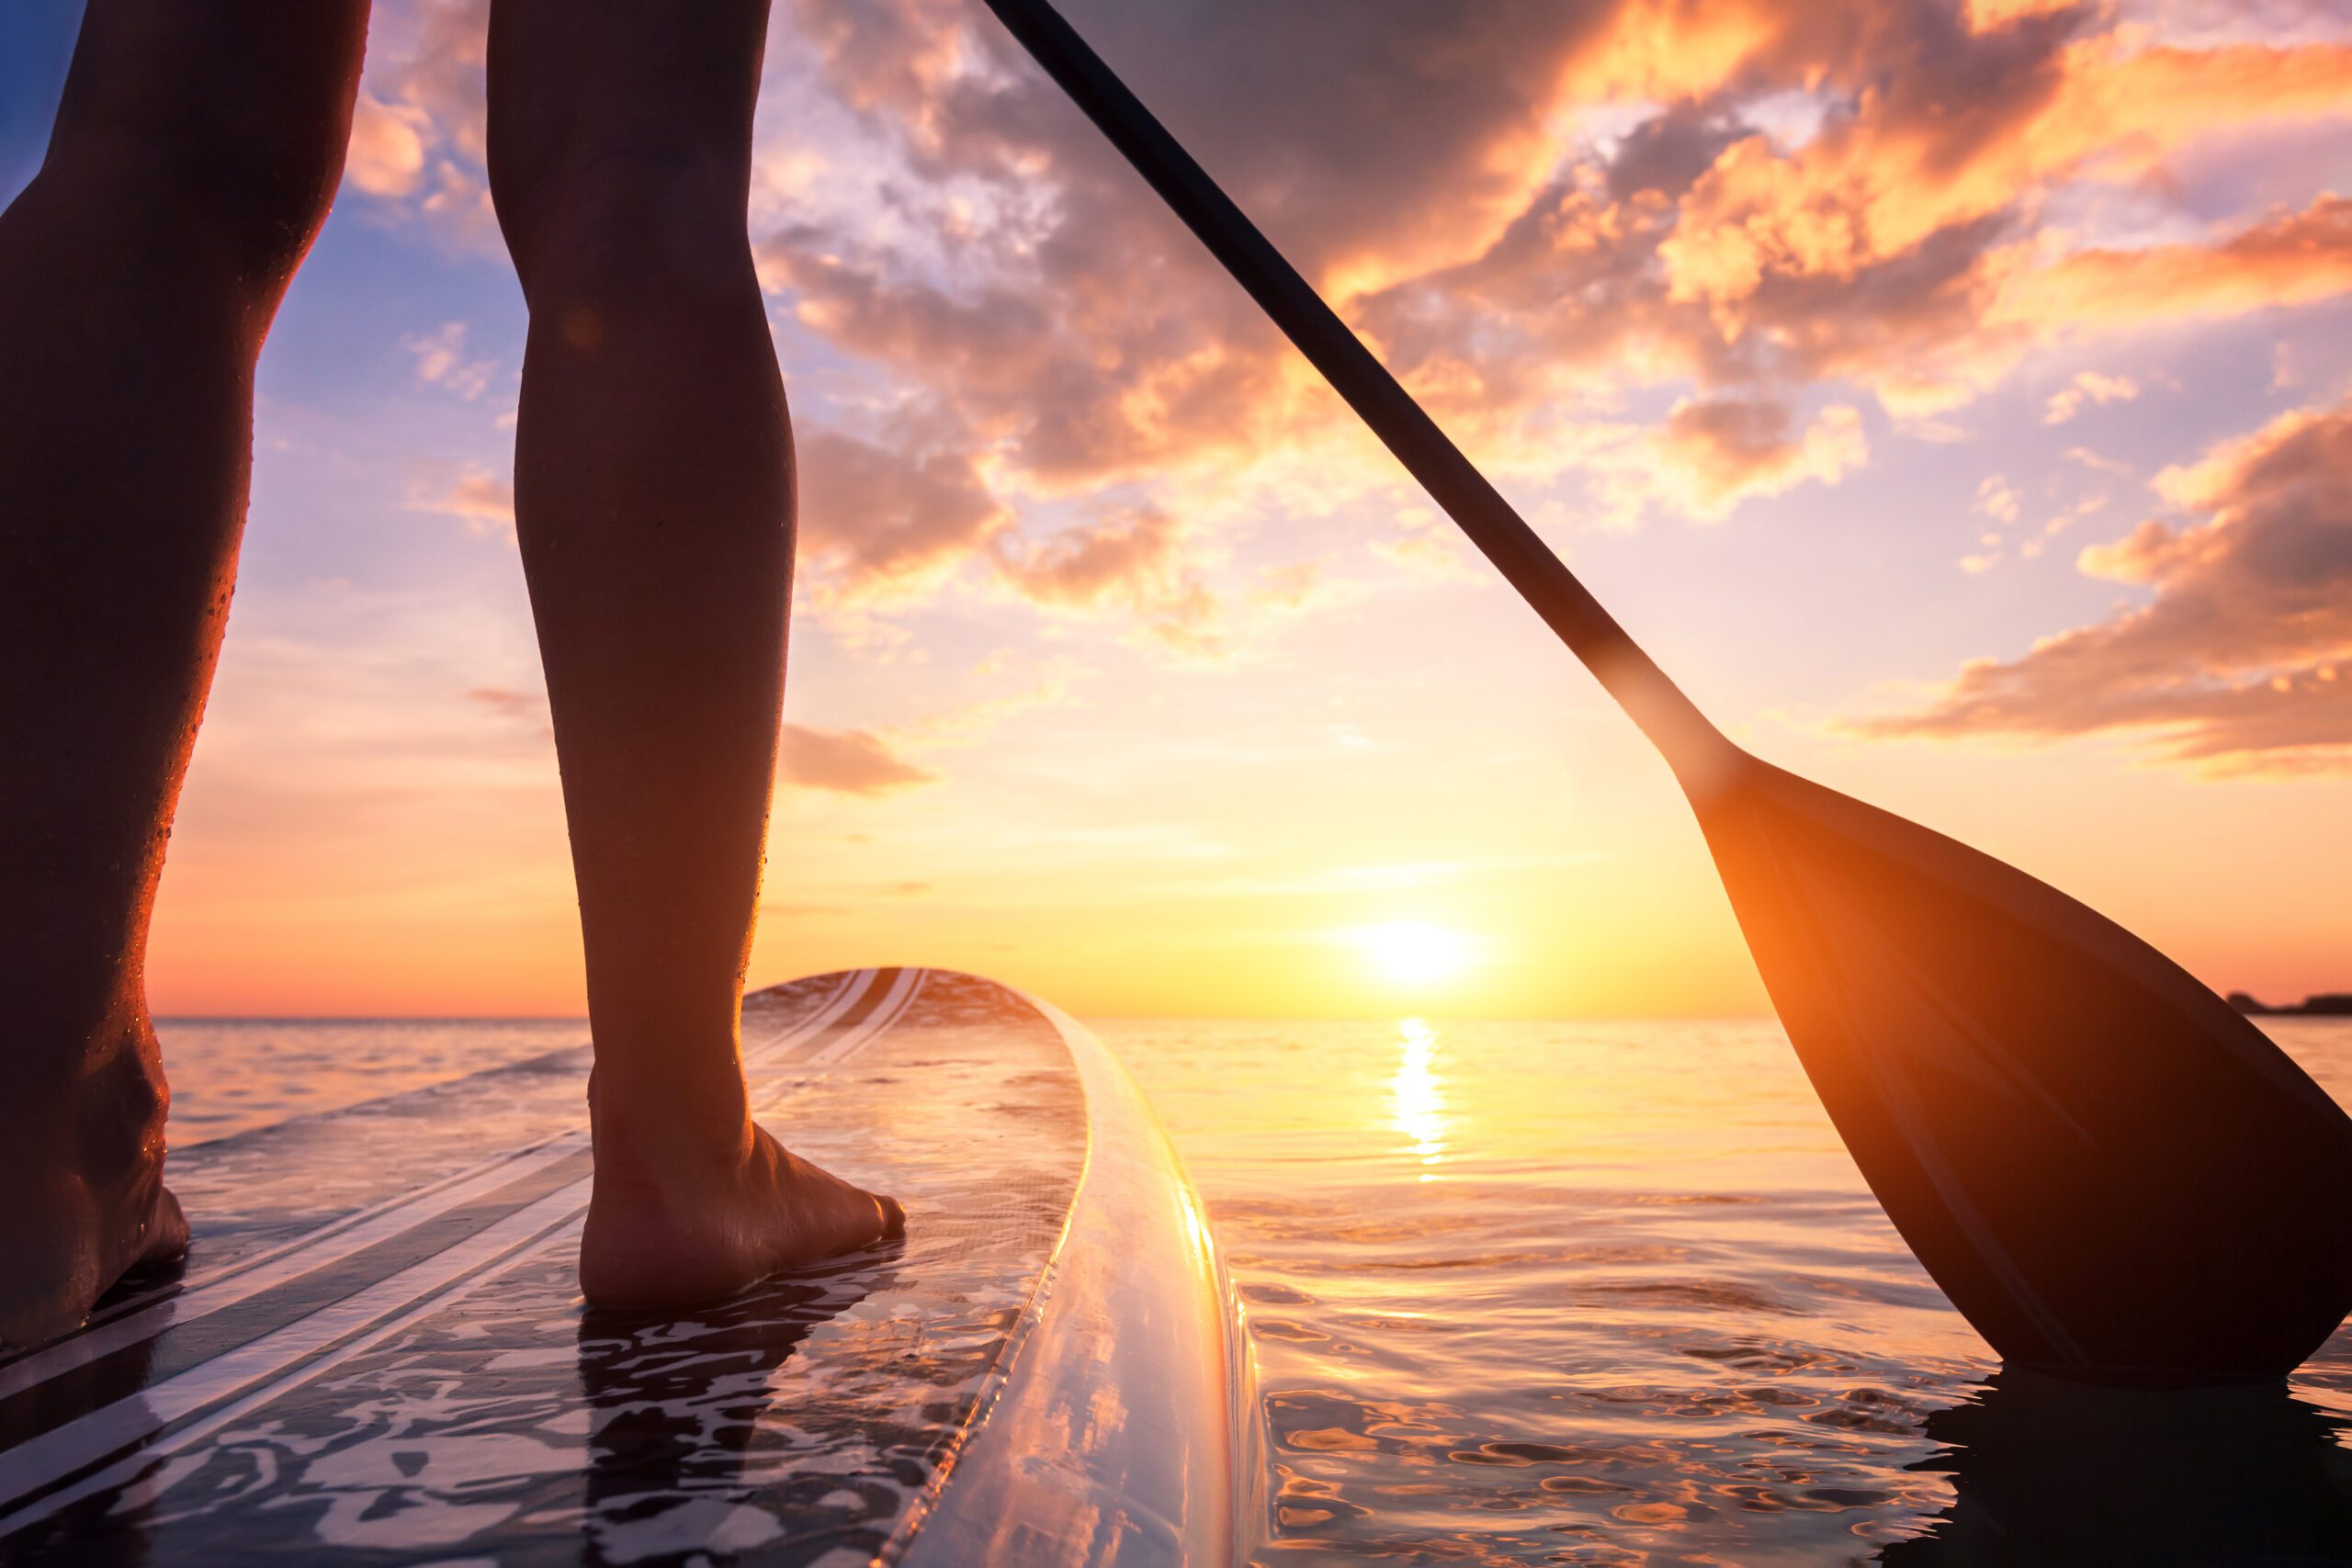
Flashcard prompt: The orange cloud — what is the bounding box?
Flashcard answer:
[1852,401,2352,773]
[1651,396,1868,518]
[1996,194,2352,331]
[995,507,1179,604]
[777,724,936,795]
[992,508,1223,652]
[1662,32,2352,314]
[408,464,515,536]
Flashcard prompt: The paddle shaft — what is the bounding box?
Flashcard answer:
[979,0,1726,773]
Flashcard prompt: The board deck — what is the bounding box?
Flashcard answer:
[0,968,1256,1566]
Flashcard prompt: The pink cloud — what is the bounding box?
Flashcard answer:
[1852,401,2352,773]
[793,428,1008,596]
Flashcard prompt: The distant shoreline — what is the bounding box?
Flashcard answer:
[2228,992,2352,1018]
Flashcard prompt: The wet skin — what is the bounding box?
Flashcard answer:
[0,0,897,1346]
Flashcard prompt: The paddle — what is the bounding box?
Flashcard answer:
[978,0,2352,1385]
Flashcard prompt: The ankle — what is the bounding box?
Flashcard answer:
[0,1023,168,1204]
[0,986,155,1095]
[588,1059,752,1174]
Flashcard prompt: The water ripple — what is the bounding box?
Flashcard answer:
[1108,1015,2352,1565]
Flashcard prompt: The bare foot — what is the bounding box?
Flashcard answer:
[0,1021,189,1348]
[578,1069,903,1312]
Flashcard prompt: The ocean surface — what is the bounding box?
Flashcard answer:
[154,1012,2352,1564]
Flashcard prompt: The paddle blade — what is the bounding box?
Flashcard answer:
[1694,758,2352,1384]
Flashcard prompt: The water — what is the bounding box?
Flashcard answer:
[1107,1017,2352,1564]
[156,1017,590,1145]
[154,1013,2352,1563]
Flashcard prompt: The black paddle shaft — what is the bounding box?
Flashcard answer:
[978,0,1723,774]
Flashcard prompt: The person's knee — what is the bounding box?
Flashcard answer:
[41,4,363,288]
[492,144,757,312]
[57,117,347,284]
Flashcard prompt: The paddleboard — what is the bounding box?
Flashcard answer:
[0,967,1260,1565]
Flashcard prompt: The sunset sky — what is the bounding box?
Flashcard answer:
[4,0,2348,1019]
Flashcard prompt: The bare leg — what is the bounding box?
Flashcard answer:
[487,0,899,1310]
[0,1,368,1343]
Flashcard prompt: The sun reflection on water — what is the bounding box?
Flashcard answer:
[1388,1017,1449,1179]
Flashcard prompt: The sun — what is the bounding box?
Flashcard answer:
[1351,921,1477,989]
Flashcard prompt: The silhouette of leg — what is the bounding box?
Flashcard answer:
[0,0,369,1343]
[486,0,900,1310]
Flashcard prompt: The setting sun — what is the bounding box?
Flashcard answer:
[1351,921,1480,989]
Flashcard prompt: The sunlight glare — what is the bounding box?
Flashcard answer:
[1389,1016,1449,1179]
[1352,920,1477,989]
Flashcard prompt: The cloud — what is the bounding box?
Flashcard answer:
[408,464,515,536]
[795,0,1638,291]
[1648,397,1869,518]
[993,508,1224,653]
[1252,560,1327,610]
[343,0,498,249]
[1657,7,2088,314]
[402,321,497,399]
[1373,506,1482,580]
[1659,30,2352,321]
[2043,370,2138,424]
[994,507,1178,604]
[1547,397,1871,529]
[1356,12,2352,426]
[465,685,541,720]
[757,215,1291,493]
[346,96,429,198]
[1852,400,2352,773]
[2065,445,2132,477]
[793,428,1009,598]
[1977,473,2021,525]
[1995,193,2352,332]
[777,724,937,794]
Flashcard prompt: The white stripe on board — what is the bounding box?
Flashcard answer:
[745,967,888,1070]
[0,1177,594,1517]
[175,1126,574,1293]
[0,966,927,1526]
[808,968,924,1066]
[0,1194,588,1540]
[0,970,878,1408]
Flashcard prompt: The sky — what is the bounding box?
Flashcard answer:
[4,0,2349,1019]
